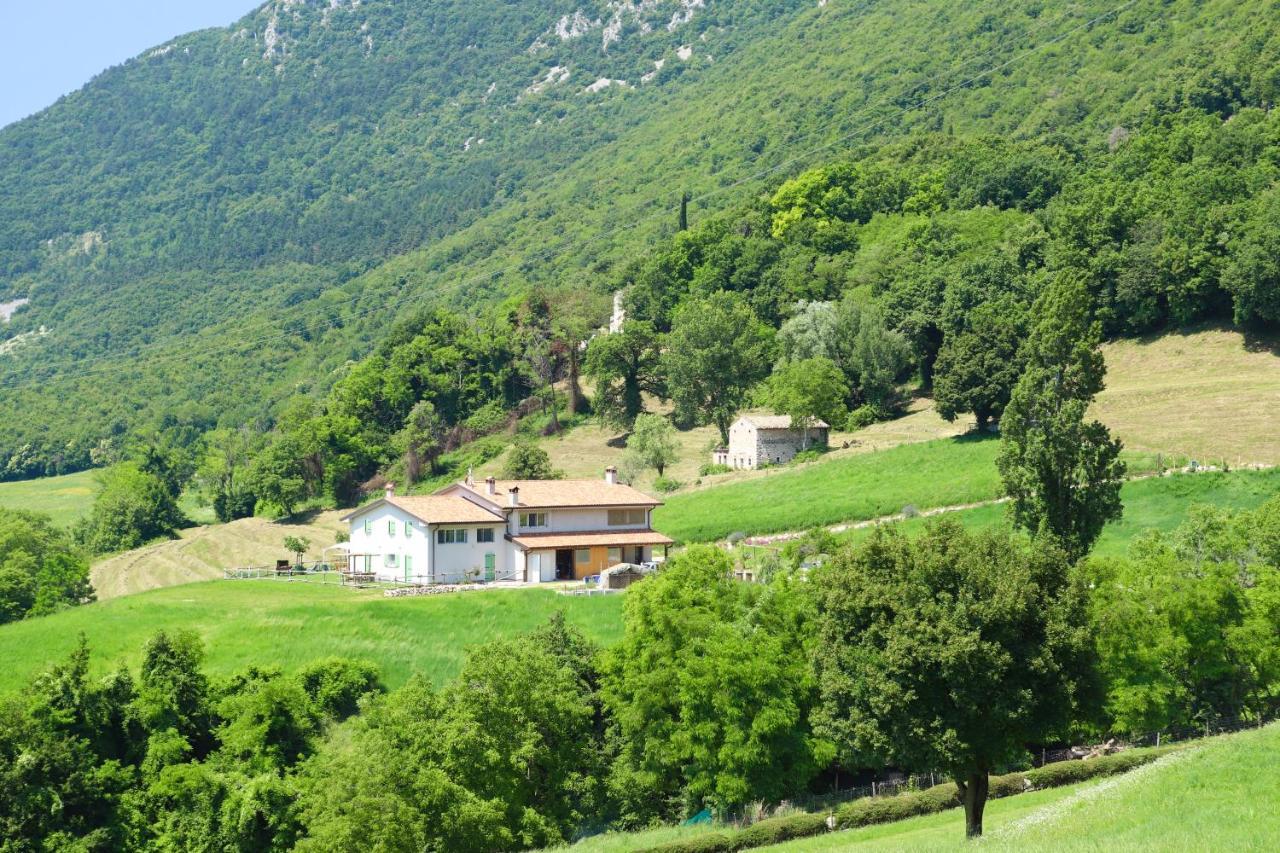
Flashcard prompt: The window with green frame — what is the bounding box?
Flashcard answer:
[364,519,372,535]
[388,519,396,536]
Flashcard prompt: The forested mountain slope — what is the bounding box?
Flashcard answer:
[1,0,1278,477]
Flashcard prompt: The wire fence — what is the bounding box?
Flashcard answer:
[735,708,1280,822]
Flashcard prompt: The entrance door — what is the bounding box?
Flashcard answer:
[555,549,575,580]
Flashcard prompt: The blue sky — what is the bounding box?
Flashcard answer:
[1,0,259,129]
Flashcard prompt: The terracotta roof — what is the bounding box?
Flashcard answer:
[341,495,504,525]
[448,478,662,509]
[511,530,674,550]
[738,415,830,430]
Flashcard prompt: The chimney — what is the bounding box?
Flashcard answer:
[508,486,520,508]
[384,482,395,499]
[486,476,497,496]
[604,466,618,485]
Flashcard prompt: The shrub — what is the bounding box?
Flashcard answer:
[845,404,886,431]
[643,832,735,853]
[295,658,384,720]
[699,462,733,476]
[1025,746,1174,788]
[653,476,684,493]
[731,813,829,849]
[988,771,1030,799]
[463,400,509,436]
[834,790,945,829]
[791,449,825,465]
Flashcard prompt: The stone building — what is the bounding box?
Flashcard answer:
[711,415,830,470]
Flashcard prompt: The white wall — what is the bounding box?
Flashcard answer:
[515,507,651,533]
[430,523,507,584]
[348,504,432,582]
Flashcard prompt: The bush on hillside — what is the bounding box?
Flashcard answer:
[845,404,886,431]
[731,813,829,849]
[295,658,384,720]
[653,476,683,493]
[642,833,735,853]
[699,463,732,477]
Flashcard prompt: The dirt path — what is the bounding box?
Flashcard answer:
[991,748,1196,840]
[740,464,1274,546]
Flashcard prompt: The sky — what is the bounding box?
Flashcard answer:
[0,0,259,129]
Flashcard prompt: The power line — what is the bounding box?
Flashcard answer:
[0,0,1140,394]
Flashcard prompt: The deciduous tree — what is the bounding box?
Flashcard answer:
[812,522,1097,838]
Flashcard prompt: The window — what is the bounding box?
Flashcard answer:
[404,522,413,538]
[575,548,591,565]
[520,512,548,528]
[477,527,495,543]
[436,529,469,545]
[608,547,622,564]
[388,519,396,536]
[404,555,413,577]
[363,555,371,571]
[384,553,399,568]
[363,519,372,535]
[607,508,647,526]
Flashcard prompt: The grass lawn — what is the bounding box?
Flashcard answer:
[653,436,1004,543]
[0,582,624,696]
[0,468,98,526]
[758,723,1280,851]
[830,468,1280,556]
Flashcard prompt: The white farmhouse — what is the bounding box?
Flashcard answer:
[342,468,672,584]
[711,415,830,470]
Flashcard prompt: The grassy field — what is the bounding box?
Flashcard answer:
[472,397,965,496]
[653,436,1005,542]
[0,582,624,696]
[0,468,98,526]
[823,468,1280,557]
[560,724,1279,852]
[1091,326,1280,466]
[757,723,1279,851]
[90,509,347,600]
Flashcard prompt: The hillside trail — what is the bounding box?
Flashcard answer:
[739,463,1273,547]
[990,747,1197,841]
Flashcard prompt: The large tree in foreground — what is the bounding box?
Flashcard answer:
[812,521,1097,838]
[997,272,1125,562]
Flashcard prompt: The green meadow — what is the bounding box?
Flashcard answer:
[762,723,1280,852]
[653,437,1005,543]
[0,468,98,526]
[830,468,1280,556]
[0,582,623,695]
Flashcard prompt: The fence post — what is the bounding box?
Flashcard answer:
[1155,731,1160,747]
[871,781,876,797]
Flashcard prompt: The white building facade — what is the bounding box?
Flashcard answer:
[342,468,672,584]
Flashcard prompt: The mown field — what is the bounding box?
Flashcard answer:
[89,510,347,600]
[560,723,1279,852]
[0,468,97,526]
[0,583,623,696]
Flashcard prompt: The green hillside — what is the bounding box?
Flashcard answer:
[0,582,622,695]
[0,468,98,526]
[766,724,1280,851]
[3,0,1279,477]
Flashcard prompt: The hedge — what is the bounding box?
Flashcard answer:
[641,744,1185,853]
